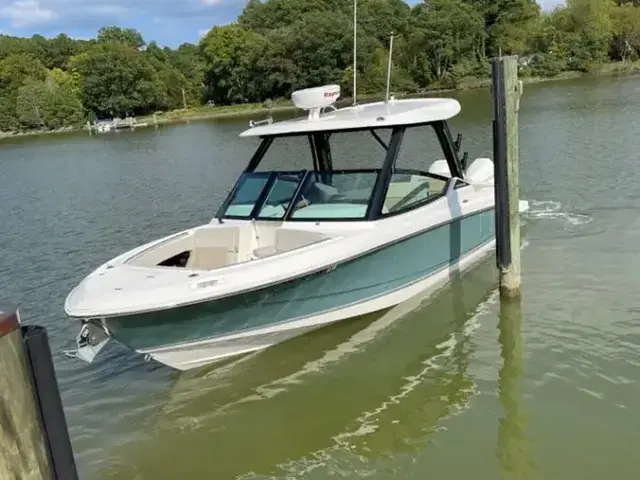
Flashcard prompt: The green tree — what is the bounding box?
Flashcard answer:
[49,67,82,94]
[14,72,84,130]
[280,12,377,93]
[44,33,83,69]
[0,94,18,131]
[472,0,541,57]
[405,0,485,86]
[170,43,206,103]
[0,53,47,129]
[355,0,411,45]
[97,26,146,49]
[611,3,640,61]
[0,53,47,92]
[0,34,32,60]
[342,46,416,96]
[144,41,204,109]
[565,0,615,69]
[239,0,346,33]
[70,43,165,117]
[200,24,270,103]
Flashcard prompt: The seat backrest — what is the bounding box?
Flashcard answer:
[187,246,231,270]
[305,182,339,203]
[275,228,328,253]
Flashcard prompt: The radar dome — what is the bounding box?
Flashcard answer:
[291,85,340,119]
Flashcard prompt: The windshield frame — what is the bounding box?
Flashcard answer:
[215,122,463,222]
[218,169,386,222]
[216,167,452,222]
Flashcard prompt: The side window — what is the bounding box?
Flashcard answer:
[383,173,448,215]
[382,125,450,215]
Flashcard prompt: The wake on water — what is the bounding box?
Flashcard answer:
[523,199,592,227]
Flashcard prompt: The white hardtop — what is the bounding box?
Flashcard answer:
[240,84,461,138]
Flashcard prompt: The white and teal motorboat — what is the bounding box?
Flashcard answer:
[64,84,527,371]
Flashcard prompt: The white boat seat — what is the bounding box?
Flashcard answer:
[306,182,339,203]
[188,246,232,270]
[252,245,278,259]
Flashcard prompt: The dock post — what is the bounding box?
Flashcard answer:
[0,305,79,480]
[0,305,51,479]
[491,55,523,298]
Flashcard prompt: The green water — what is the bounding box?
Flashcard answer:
[1,74,639,479]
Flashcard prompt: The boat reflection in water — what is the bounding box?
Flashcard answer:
[100,253,505,479]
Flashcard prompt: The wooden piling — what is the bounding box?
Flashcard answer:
[23,325,79,480]
[0,305,79,480]
[0,305,51,480]
[491,55,523,298]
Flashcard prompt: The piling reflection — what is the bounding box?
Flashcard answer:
[100,257,499,479]
[496,296,536,480]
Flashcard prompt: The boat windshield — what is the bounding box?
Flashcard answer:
[218,122,462,222]
[222,170,380,221]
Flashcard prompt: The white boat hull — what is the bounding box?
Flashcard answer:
[138,238,495,370]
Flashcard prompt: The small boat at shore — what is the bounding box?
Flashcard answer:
[92,116,148,133]
[64,84,529,371]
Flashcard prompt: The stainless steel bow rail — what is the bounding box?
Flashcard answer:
[0,304,79,480]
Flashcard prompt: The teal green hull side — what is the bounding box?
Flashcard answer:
[106,209,495,350]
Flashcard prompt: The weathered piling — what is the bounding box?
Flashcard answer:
[491,55,523,298]
[23,325,79,480]
[0,305,51,479]
[0,304,78,480]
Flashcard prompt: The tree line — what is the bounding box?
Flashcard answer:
[1,0,639,133]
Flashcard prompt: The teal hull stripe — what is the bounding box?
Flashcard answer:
[107,209,495,350]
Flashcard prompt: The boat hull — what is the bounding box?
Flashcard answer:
[137,239,495,370]
[100,208,496,370]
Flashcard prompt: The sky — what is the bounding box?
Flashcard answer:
[0,0,566,48]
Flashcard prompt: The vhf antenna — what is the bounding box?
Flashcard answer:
[352,0,357,106]
[385,31,395,102]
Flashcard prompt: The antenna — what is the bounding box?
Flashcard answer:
[385,31,394,102]
[352,0,357,106]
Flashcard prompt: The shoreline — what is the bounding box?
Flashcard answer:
[2,63,639,141]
